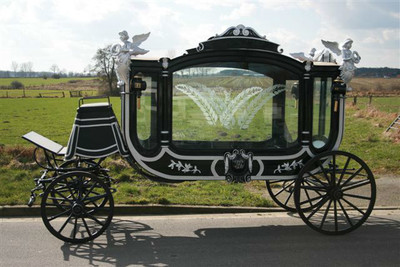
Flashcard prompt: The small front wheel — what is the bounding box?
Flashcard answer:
[41,171,114,243]
[294,151,376,235]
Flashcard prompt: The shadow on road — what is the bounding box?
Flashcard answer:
[60,215,400,266]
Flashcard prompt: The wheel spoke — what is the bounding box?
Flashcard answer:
[52,190,73,204]
[319,199,332,229]
[299,194,325,206]
[338,199,353,226]
[340,167,364,188]
[342,193,371,200]
[274,180,295,197]
[341,180,371,192]
[82,217,92,237]
[82,181,99,202]
[58,214,73,234]
[73,217,78,240]
[307,172,329,187]
[341,197,365,215]
[306,196,329,220]
[302,182,314,206]
[284,187,294,206]
[332,154,336,186]
[65,179,78,202]
[85,212,105,226]
[299,185,327,192]
[317,160,331,184]
[48,209,71,222]
[337,156,351,186]
[334,200,338,232]
[84,193,108,204]
[304,180,324,196]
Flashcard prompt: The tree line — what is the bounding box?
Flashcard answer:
[0,62,95,79]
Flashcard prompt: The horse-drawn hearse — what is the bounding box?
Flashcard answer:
[23,25,375,243]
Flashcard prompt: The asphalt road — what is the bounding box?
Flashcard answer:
[1,210,399,267]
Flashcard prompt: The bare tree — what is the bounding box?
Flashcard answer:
[92,45,117,95]
[11,61,18,77]
[20,63,28,77]
[26,62,33,77]
[50,64,59,74]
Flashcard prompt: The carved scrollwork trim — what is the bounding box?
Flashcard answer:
[214,24,267,40]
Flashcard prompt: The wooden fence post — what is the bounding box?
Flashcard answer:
[369,95,372,105]
[353,96,357,105]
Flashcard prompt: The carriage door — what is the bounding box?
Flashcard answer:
[312,77,332,149]
[130,62,161,155]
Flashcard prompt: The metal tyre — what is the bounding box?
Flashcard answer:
[267,179,324,212]
[266,180,297,212]
[41,171,114,243]
[294,151,376,235]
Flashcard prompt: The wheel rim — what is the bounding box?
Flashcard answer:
[294,151,376,235]
[267,179,323,212]
[41,171,114,243]
[266,180,297,212]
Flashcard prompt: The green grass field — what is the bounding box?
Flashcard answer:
[0,77,95,87]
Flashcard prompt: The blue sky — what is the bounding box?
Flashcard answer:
[0,0,399,72]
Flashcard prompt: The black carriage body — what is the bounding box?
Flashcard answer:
[122,26,344,181]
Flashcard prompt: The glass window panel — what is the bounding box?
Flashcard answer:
[136,74,157,149]
[172,62,299,150]
[312,77,332,149]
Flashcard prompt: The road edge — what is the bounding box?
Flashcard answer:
[0,204,398,217]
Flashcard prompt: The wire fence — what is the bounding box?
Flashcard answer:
[0,90,98,98]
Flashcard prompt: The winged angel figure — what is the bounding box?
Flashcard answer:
[111,31,150,87]
[290,38,361,85]
[290,47,336,63]
[321,39,361,84]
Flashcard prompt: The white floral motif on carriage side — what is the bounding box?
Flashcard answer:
[168,160,201,174]
[274,160,304,174]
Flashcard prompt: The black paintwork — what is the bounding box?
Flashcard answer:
[125,27,343,181]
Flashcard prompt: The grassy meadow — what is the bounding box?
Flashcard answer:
[0,77,399,206]
[0,77,96,87]
[0,77,100,98]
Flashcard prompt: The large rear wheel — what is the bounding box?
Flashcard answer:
[294,151,376,235]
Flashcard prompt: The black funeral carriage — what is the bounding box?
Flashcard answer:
[24,25,376,243]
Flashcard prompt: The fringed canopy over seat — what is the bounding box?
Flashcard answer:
[65,102,129,160]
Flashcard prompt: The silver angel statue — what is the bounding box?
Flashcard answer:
[111,31,150,87]
[322,38,361,84]
[290,47,336,63]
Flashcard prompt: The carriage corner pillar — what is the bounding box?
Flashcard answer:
[160,57,170,147]
[301,73,312,146]
[331,77,347,113]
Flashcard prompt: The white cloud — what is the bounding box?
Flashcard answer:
[173,0,233,11]
[220,1,257,20]
[0,0,399,71]
[51,0,123,24]
[259,0,311,10]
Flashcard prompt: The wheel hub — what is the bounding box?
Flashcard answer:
[330,188,343,200]
[72,203,85,215]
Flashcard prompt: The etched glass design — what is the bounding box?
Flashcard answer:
[172,62,299,150]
